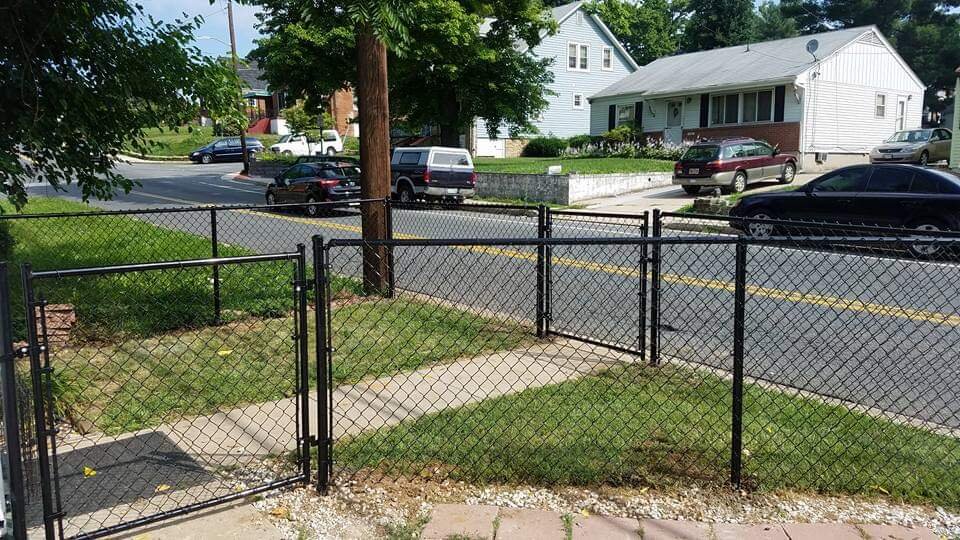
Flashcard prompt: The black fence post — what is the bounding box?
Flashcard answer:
[210,209,221,324]
[295,244,311,484]
[384,198,395,298]
[649,209,662,366]
[639,211,649,362]
[536,205,546,339]
[20,265,56,540]
[311,235,331,494]
[0,264,27,540]
[730,238,748,488]
[544,206,552,337]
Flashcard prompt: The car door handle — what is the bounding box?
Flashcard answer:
[900,200,922,207]
[837,199,853,204]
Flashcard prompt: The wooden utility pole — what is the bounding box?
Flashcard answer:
[356,26,392,294]
[227,0,250,175]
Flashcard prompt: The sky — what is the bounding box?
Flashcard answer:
[138,0,264,58]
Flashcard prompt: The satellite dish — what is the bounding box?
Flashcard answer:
[806,39,820,60]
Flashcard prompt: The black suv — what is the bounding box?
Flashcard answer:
[266,161,362,215]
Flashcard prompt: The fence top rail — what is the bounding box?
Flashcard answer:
[393,201,537,212]
[659,211,960,238]
[326,235,960,249]
[27,251,302,280]
[0,199,386,221]
[550,209,648,220]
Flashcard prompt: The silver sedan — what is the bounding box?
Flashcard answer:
[870,128,952,166]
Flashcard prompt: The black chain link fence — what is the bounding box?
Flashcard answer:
[320,235,960,507]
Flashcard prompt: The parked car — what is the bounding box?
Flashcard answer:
[869,128,952,166]
[189,137,263,164]
[390,146,476,203]
[729,164,960,256]
[294,155,359,166]
[673,137,798,195]
[269,130,344,156]
[265,161,362,215]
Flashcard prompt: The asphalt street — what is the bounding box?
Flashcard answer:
[23,161,960,431]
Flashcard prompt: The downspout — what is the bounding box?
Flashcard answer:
[794,77,807,171]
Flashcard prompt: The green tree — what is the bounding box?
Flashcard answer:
[584,0,680,66]
[282,103,319,153]
[0,1,241,207]
[755,1,800,41]
[681,0,759,51]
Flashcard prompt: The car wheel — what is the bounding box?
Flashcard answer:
[745,211,776,239]
[907,219,949,258]
[398,184,415,203]
[248,150,257,161]
[305,196,320,217]
[682,185,700,196]
[326,147,336,156]
[779,162,796,184]
[201,153,213,164]
[723,171,747,194]
[266,192,277,206]
[919,151,929,166]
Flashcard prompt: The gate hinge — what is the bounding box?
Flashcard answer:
[308,435,319,447]
[293,280,314,292]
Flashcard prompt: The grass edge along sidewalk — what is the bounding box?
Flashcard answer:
[337,361,960,508]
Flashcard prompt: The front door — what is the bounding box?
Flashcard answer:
[665,101,683,146]
[895,98,907,131]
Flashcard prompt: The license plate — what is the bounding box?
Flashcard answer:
[446,188,458,194]
[689,168,699,174]
[884,154,892,159]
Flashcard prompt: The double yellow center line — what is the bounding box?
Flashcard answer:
[240,209,960,327]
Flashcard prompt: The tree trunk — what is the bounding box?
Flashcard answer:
[356,26,391,295]
[439,89,461,147]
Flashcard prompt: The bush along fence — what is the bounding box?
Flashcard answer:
[2,201,960,539]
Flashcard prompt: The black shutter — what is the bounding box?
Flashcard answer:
[635,101,643,129]
[608,104,616,130]
[699,94,710,127]
[774,86,786,122]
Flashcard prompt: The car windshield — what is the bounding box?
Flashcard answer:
[277,135,293,143]
[885,130,931,143]
[682,146,719,161]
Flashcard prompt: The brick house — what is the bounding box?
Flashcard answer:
[589,26,924,171]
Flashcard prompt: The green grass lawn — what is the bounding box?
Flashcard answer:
[2,197,294,338]
[131,127,281,157]
[474,157,675,175]
[338,363,960,507]
[53,297,530,434]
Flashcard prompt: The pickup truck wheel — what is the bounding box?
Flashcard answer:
[282,150,292,156]
[398,184,415,203]
[326,147,336,156]
[779,162,796,184]
[200,153,213,164]
[682,185,700,195]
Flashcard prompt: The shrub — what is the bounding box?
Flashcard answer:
[522,136,568,157]
[601,124,641,144]
[0,220,13,261]
[567,134,597,150]
[343,135,359,155]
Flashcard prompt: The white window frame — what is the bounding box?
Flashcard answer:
[741,89,774,124]
[573,93,584,110]
[567,41,589,72]
[601,46,613,71]
[875,93,887,118]
[616,104,635,127]
[711,93,741,126]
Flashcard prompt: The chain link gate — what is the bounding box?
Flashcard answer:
[16,250,312,539]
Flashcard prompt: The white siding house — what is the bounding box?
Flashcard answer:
[589,26,924,170]
[474,1,638,158]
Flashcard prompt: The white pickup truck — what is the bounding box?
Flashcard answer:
[269,130,344,156]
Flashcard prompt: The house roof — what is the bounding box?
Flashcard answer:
[591,26,887,100]
[480,1,638,70]
[237,60,269,92]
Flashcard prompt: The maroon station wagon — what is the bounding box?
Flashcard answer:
[673,137,798,195]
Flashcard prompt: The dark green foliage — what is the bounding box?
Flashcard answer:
[567,134,599,149]
[522,136,568,157]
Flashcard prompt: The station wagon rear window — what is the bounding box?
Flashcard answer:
[431,152,470,166]
[682,146,719,161]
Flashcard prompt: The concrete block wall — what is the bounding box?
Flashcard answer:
[249,160,289,180]
[476,171,673,205]
[568,172,673,202]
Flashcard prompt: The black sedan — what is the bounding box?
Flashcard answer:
[266,161,362,215]
[730,164,960,256]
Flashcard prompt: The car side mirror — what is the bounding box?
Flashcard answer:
[772,144,780,156]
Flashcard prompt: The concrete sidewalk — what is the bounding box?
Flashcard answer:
[422,504,939,540]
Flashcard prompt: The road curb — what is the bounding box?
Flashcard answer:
[222,172,271,186]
